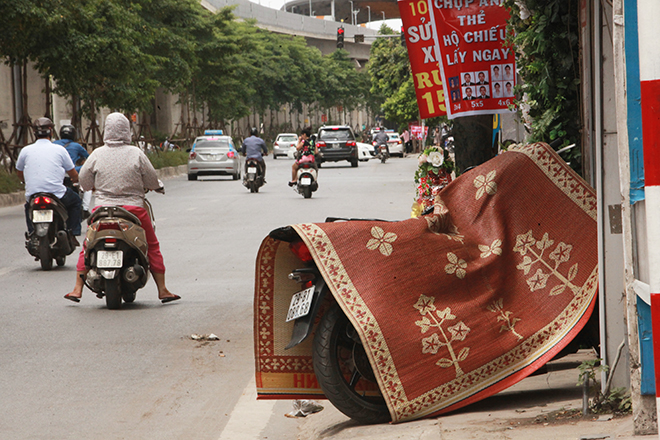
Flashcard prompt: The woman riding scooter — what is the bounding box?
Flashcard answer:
[64,112,180,304]
[288,127,317,186]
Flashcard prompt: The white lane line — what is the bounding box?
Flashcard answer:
[0,266,16,278]
[218,376,276,440]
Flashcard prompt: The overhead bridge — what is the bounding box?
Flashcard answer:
[202,0,379,64]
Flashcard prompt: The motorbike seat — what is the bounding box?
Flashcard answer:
[88,206,142,226]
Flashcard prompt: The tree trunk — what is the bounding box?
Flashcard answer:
[452,115,495,173]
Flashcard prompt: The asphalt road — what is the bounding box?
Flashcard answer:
[0,154,419,440]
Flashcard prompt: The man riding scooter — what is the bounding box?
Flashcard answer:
[54,124,92,219]
[372,126,390,159]
[241,127,268,183]
[16,117,82,246]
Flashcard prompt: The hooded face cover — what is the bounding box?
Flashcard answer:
[103,112,132,147]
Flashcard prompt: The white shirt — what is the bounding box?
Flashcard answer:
[16,139,75,201]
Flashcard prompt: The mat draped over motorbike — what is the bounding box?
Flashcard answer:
[253,142,598,423]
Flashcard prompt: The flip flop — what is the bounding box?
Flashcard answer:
[161,295,181,304]
[64,294,81,303]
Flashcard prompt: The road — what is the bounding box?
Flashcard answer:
[0,154,419,440]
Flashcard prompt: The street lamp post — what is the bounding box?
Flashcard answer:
[367,5,371,23]
[349,1,354,25]
[381,11,386,21]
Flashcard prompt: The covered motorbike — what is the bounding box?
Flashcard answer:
[253,143,599,424]
[82,206,150,309]
[25,192,76,270]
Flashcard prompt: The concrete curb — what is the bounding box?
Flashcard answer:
[0,164,188,209]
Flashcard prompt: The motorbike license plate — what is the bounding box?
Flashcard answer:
[286,286,315,322]
[248,167,257,173]
[300,177,312,185]
[33,210,53,223]
[97,250,123,268]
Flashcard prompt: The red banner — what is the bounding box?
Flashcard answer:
[399,0,447,118]
[409,124,429,140]
[428,0,516,119]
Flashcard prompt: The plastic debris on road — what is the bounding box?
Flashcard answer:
[190,333,220,341]
[284,400,324,418]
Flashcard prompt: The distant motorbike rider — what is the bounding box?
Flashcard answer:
[15,117,82,243]
[54,124,92,218]
[289,127,317,186]
[373,127,389,156]
[241,127,268,182]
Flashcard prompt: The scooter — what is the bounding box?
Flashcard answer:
[271,212,601,425]
[25,193,76,270]
[374,142,389,163]
[82,189,161,309]
[294,159,318,199]
[243,158,265,193]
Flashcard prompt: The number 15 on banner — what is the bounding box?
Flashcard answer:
[421,89,446,117]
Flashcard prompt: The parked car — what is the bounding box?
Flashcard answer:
[273,133,298,159]
[316,125,359,167]
[387,132,404,157]
[187,130,241,181]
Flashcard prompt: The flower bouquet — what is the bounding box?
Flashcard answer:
[412,147,455,217]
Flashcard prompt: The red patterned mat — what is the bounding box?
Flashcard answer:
[254,143,598,422]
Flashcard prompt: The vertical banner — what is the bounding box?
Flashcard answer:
[409,123,429,140]
[398,0,447,118]
[428,0,516,119]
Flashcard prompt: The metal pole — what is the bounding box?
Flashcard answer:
[638,0,660,432]
[349,1,354,25]
[381,11,385,21]
[309,0,312,16]
[367,5,371,23]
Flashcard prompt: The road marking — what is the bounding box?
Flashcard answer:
[0,266,16,278]
[218,376,275,440]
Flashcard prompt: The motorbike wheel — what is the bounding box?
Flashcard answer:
[249,181,259,193]
[56,255,66,267]
[105,278,122,310]
[302,186,312,199]
[380,155,387,164]
[313,304,390,424]
[39,237,53,271]
[122,291,136,303]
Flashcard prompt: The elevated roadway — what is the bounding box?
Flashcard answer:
[203,0,379,63]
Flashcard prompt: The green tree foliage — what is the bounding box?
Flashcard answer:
[0,0,369,129]
[503,0,581,169]
[368,25,419,129]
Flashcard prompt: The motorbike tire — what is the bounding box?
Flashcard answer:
[312,304,391,425]
[302,186,312,199]
[105,278,122,310]
[188,174,198,181]
[39,237,53,271]
[56,255,66,267]
[249,181,259,193]
[380,156,387,164]
[122,291,136,303]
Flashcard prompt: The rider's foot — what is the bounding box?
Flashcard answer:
[288,181,295,187]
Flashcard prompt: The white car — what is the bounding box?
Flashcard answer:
[387,132,404,157]
[273,133,298,159]
[357,142,375,161]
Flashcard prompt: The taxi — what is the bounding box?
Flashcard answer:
[187,130,242,181]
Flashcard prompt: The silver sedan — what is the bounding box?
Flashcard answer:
[187,135,242,181]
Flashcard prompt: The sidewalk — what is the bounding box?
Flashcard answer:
[0,164,187,208]
[296,350,650,440]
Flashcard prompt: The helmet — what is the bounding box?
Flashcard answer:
[33,117,54,139]
[250,127,259,136]
[60,124,76,141]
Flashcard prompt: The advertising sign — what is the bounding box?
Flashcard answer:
[409,123,429,140]
[398,0,447,118]
[428,0,516,119]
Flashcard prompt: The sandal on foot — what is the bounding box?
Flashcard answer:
[161,295,181,304]
[64,294,81,303]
